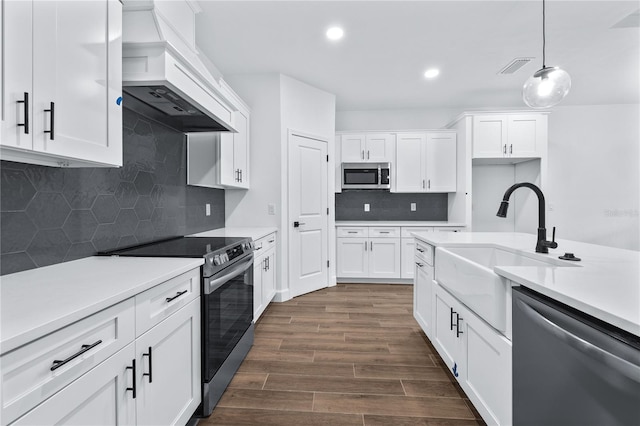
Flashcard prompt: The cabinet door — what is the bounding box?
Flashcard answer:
[414,262,433,337]
[1,0,33,151]
[32,0,122,166]
[431,284,463,375]
[459,307,512,426]
[507,115,543,158]
[263,248,277,305]
[368,238,401,279]
[365,133,394,162]
[336,237,368,277]
[135,299,201,426]
[253,260,264,321]
[233,110,250,188]
[12,343,136,426]
[395,133,426,192]
[400,238,415,279]
[426,133,456,192]
[472,115,507,158]
[340,134,366,162]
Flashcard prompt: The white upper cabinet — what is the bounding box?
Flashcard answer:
[395,132,456,193]
[340,133,395,162]
[1,0,123,167]
[472,113,547,159]
[187,85,250,189]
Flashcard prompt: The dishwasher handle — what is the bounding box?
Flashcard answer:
[516,298,640,384]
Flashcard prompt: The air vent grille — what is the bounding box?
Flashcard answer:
[498,58,534,75]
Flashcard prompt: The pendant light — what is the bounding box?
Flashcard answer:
[523,0,571,108]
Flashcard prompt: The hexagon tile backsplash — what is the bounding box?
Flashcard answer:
[0,108,225,275]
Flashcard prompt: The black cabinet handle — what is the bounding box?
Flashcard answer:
[166,290,188,303]
[456,314,464,338]
[17,92,29,134]
[450,308,457,331]
[50,340,102,371]
[126,359,136,398]
[142,346,153,383]
[239,169,243,182]
[417,248,425,253]
[44,102,55,140]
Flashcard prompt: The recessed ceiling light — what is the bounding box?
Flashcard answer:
[326,27,344,41]
[424,68,440,79]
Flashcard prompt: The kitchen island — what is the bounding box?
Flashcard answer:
[411,231,640,425]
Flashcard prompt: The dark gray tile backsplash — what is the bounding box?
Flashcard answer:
[335,190,448,221]
[0,108,225,275]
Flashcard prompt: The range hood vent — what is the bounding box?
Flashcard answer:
[121,0,237,133]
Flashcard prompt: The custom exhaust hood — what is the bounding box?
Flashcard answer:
[121,0,237,133]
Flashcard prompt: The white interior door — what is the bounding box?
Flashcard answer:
[289,133,329,298]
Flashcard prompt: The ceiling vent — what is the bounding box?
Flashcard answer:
[497,58,534,75]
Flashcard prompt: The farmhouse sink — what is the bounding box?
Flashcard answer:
[435,246,576,332]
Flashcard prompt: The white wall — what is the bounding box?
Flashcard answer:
[224,74,282,228]
[546,104,639,250]
[337,108,459,131]
[224,73,336,301]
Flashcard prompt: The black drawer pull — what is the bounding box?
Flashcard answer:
[126,359,136,398]
[166,290,188,303]
[51,339,103,371]
[268,239,274,243]
[142,346,153,383]
[44,102,55,140]
[456,314,464,338]
[417,248,425,253]
[450,308,457,331]
[17,92,29,134]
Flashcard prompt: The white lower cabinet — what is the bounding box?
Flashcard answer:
[135,298,201,426]
[430,282,512,426]
[413,261,432,338]
[253,232,277,321]
[11,342,137,426]
[336,227,400,279]
[4,268,202,426]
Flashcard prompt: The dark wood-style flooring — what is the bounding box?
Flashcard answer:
[201,284,485,426]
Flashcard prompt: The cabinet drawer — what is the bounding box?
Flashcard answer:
[369,226,400,238]
[255,232,276,256]
[433,227,465,233]
[415,241,434,266]
[1,299,135,425]
[401,227,432,238]
[337,227,368,238]
[135,268,200,337]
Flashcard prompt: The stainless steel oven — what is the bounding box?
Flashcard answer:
[201,251,254,415]
[341,162,391,190]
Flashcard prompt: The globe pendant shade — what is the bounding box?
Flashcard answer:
[522,66,571,108]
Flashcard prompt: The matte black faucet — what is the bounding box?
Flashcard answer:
[496,182,558,253]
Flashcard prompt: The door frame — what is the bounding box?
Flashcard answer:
[278,129,335,302]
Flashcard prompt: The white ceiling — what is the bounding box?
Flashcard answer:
[195,1,640,111]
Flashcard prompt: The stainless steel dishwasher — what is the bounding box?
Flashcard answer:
[512,287,640,426]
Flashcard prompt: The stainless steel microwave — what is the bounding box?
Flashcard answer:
[341,162,391,190]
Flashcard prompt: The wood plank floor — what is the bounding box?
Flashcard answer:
[201,284,486,426]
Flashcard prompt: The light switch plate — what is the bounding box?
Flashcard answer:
[364,203,370,212]
[205,204,211,216]
[411,203,417,211]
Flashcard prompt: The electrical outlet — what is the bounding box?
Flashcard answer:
[205,204,211,216]
[364,203,370,212]
[411,203,417,211]
[268,203,276,215]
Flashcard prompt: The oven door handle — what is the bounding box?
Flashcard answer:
[205,254,254,295]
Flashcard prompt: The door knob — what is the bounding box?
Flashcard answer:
[293,221,306,228]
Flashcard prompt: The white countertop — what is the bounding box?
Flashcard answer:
[336,221,466,227]
[189,227,278,241]
[0,257,203,354]
[412,232,640,336]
